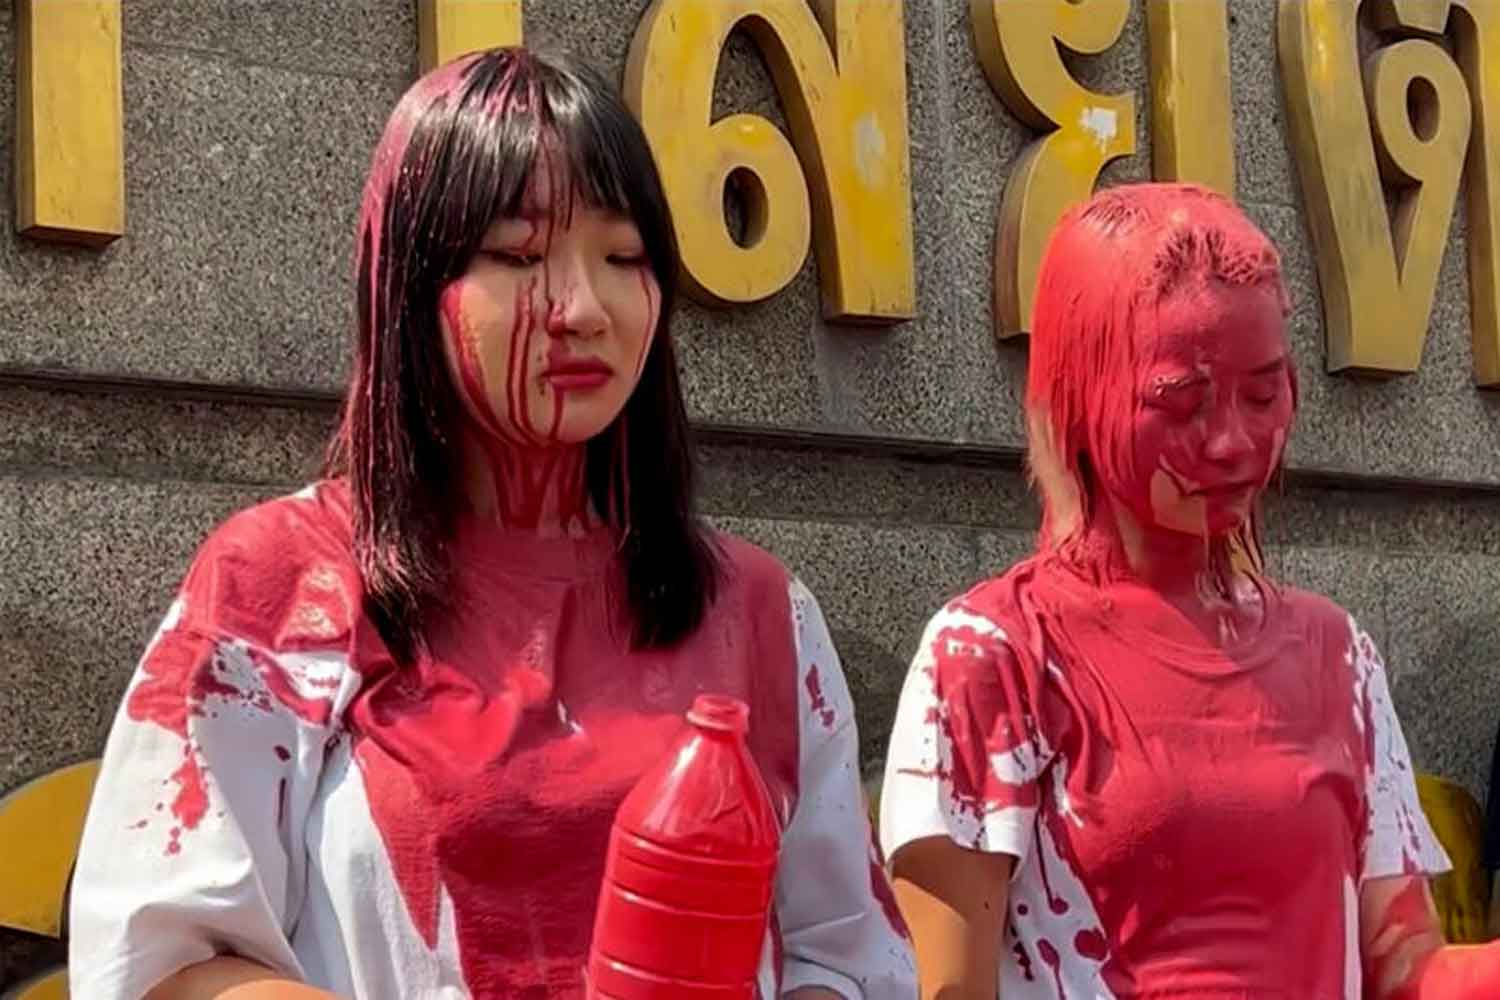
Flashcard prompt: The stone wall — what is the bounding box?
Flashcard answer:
[4,0,1500,988]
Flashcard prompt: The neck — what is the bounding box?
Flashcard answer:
[1097,493,1218,601]
[459,430,598,538]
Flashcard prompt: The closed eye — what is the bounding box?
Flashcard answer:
[607,251,649,268]
[482,250,541,268]
[1145,377,1208,419]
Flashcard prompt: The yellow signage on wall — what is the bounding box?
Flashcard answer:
[1280,1,1473,381]
[625,0,916,323]
[972,0,1137,340]
[14,0,125,247]
[1145,0,1235,196]
[12,0,1500,385]
[417,0,523,73]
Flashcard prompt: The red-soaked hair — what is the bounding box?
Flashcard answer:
[1024,182,1296,586]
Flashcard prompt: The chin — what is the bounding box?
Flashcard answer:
[549,415,617,445]
[1204,508,1252,536]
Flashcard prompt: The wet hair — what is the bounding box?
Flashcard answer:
[1024,182,1297,591]
[326,47,720,661]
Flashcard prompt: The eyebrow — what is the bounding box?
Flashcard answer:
[1248,356,1289,376]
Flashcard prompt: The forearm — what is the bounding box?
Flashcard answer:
[1393,944,1500,999]
[1363,877,1500,999]
[146,956,336,1000]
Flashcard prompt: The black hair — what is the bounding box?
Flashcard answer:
[327,47,721,662]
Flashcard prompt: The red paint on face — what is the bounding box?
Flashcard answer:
[1115,283,1293,539]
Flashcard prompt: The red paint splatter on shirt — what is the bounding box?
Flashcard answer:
[348,530,802,996]
[1074,927,1108,961]
[908,558,1420,995]
[167,751,208,853]
[805,664,836,730]
[274,745,291,762]
[126,631,235,739]
[1038,937,1065,996]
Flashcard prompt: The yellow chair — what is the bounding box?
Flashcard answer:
[0,759,100,999]
[1416,772,1491,944]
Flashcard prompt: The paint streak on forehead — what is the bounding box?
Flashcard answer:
[1143,282,1289,373]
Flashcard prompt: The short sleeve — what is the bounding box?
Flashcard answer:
[68,501,363,999]
[1348,616,1451,882]
[772,579,917,1000]
[880,600,1051,867]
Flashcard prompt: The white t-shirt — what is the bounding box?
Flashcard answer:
[70,481,916,999]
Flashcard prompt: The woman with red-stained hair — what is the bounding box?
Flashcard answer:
[67,48,914,1000]
[880,182,1500,998]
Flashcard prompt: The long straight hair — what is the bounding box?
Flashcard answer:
[1024,182,1298,594]
[326,48,720,661]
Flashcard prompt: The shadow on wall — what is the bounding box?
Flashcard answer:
[828,627,911,782]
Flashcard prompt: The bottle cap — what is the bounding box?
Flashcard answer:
[686,693,749,734]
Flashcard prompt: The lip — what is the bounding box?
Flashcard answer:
[1190,480,1258,499]
[542,358,613,390]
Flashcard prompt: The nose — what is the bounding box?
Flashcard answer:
[544,258,609,339]
[1202,404,1257,467]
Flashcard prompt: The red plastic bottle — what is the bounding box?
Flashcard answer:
[587,694,781,999]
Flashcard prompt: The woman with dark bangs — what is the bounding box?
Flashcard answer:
[69,48,915,1000]
[880,183,1500,997]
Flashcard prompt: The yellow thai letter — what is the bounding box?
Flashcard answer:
[625,0,915,323]
[1279,0,1470,376]
[1447,0,1500,386]
[972,0,1136,339]
[1145,0,1235,195]
[417,0,523,72]
[14,1,124,246]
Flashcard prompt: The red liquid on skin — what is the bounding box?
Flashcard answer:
[587,694,780,999]
[546,370,612,391]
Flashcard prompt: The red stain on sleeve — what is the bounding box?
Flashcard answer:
[804,664,835,729]
[126,630,233,738]
[247,648,334,726]
[1074,927,1108,961]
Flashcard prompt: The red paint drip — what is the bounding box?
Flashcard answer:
[1014,938,1037,982]
[1075,927,1108,961]
[804,664,836,729]
[1038,937,1067,997]
[274,744,291,762]
[1036,843,1070,915]
[247,648,334,726]
[169,751,208,834]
